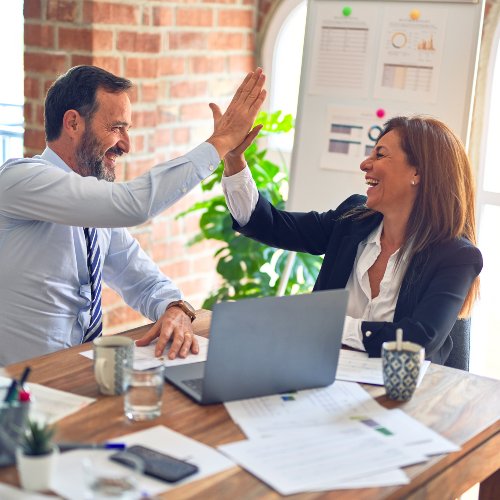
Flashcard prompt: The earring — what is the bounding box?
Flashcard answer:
[411,180,416,186]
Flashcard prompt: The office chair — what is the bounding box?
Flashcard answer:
[444,318,471,371]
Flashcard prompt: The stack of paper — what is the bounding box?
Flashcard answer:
[220,381,458,494]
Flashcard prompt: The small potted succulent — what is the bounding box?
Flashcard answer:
[16,419,58,492]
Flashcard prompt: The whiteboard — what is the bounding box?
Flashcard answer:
[287,0,484,212]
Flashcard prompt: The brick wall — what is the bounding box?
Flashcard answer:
[24,0,259,334]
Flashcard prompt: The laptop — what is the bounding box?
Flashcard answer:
[163,289,348,405]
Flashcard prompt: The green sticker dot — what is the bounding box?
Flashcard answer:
[342,6,352,17]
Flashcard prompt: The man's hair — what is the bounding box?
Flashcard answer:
[44,65,133,142]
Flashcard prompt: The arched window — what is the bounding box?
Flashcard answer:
[260,0,307,153]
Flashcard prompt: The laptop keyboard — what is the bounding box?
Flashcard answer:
[182,378,203,395]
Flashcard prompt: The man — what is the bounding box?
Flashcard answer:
[0,65,265,366]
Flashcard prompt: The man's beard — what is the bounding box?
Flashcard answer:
[74,127,122,182]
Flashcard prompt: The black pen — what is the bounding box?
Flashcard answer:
[3,379,18,403]
[18,366,31,388]
[58,442,127,452]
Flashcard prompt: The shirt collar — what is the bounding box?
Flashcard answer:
[39,147,73,173]
[365,221,384,247]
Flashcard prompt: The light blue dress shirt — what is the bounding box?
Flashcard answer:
[0,143,219,366]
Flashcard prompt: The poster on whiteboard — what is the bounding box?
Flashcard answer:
[373,5,448,103]
[307,2,380,98]
[320,106,387,172]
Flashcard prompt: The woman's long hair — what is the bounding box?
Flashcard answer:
[358,116,479,317]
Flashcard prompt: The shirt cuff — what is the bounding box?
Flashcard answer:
[221,166,259,226]
[341,316,366,351]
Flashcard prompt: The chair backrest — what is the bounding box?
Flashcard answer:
[444,318,471,371]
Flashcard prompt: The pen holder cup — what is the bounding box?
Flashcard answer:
[0,401,31,466]
[382,341,425,402]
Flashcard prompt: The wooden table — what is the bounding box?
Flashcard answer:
[1,310,499,499]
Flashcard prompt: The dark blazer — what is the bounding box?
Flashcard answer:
[232,194,483,365]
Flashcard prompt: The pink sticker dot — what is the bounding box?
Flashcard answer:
[376,109,385,118]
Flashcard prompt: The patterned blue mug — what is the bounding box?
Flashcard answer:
[382,341,425,401]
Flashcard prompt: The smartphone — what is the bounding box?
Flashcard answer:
[110,445,199,483]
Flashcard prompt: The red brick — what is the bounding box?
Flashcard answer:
[142,5,151,26]
[180,103,212,121]
[208,32,244,51]
[83,2,139,25]
[152,241,185,262]
[169,32,206,50]
[59,28,113,51]
[228,54,254,72]
[133,230,152,251]
[125,158,155,180]
[131,134,145,153]
[133,110,157,128]
[170,80,207,98]
[193,255,217,274]
[174,277,209,298]
[117,32,161,54]
[154,128,171,147]
[25,52,68,75]
[24,76,41,99]
[190,56,225,73]
[158,57,185,76]
[102,286,123,307]
[153,7,173,26]
[24,0,41,19]
[246,32,255,51]
[141,82,159,102]
[125,58,159,79]
[25,24,55,49]
[157,105,179,123]
[24,129,45,150]
[35,104,45,125]
[160,261,191,280]
[177,8,213,27]
[71,55,121,76]
[218,9,254,28]
[104,306,144,328]
[24,102,34,123]
[47,0,78,22]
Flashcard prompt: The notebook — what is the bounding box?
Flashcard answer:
[163,289,348,405]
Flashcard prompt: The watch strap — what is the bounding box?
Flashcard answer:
[166,300,196,322]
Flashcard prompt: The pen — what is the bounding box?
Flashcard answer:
[58,442,127,452]
[3,379,18,403]
[18,366,31,388]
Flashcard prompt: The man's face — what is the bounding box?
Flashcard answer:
[74,89,132,181]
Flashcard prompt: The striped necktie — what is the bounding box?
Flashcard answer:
[83,227,103,342]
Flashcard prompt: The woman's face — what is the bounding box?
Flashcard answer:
[360,130,419,217]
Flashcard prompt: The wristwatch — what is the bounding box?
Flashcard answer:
[166,300,196,322]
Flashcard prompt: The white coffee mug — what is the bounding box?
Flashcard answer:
[92,336,134,395]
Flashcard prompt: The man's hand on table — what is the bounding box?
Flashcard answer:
[135,307,199,359]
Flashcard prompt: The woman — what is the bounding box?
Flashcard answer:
[221,116,482,365]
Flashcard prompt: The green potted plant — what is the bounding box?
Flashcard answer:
[177,110,323,308]
[16,419,58,492]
